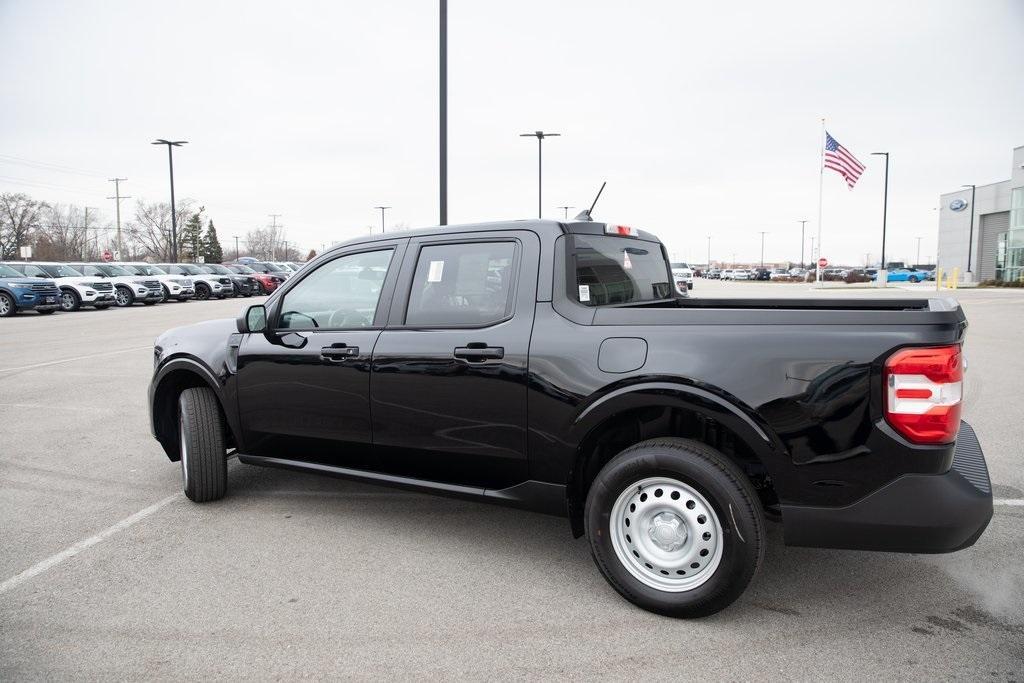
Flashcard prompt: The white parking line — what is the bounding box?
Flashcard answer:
[0,345,151,374]
[0,493,179,596]
[994,498,1024,506]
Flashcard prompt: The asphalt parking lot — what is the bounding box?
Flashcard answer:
[1,283,1022,680]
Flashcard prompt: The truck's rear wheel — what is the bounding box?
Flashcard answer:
[585,438,764,618]
[178,387,227,502]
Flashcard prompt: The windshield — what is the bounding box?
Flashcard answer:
[227,264,256,274]
[202,264,233,275]
[0,264,22,277]
[571,235,673,306]
[135,264,166,275]
[670,262,689,270]
[42,264,84,278]
[176,264,205,275]
[262,262,285,272]
[103,264,132,276]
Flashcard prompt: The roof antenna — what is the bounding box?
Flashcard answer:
[573,181,606,222]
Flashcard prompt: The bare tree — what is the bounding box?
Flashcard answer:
[244,225,281,260]
[125,199,195,261]
[34,204,90,261]
[0,192,44,260]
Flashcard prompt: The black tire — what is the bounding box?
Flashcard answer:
[909,276,919,283]
[94,304,112,310]
[178,387,228,502]
[60,288,80,312]
[0,291,15,317]
[195,283,211,300]
[160,286,169,303]
[114,285,135,307]
[37,309,56,315]
[143,300,157,305]
[585,438,765,618]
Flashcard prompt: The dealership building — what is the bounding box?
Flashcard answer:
[937,145,1024,283]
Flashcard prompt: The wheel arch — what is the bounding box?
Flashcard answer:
[151,359,236,461]
[565,382,784,537]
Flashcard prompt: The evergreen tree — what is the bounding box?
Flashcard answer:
[202,219,224,263]
[179,207,205,261]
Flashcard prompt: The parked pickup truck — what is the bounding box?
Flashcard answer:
[149,219,992,618]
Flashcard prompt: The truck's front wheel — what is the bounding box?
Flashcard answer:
[585,438,764,618]
[178,387,227,502]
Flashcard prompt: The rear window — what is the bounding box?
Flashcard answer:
[571,235,673,306]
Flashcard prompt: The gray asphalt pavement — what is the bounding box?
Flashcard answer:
[1,282,1022,680]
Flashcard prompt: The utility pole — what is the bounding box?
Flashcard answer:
[519,130,561,218]
[439,0,447,225]
[557,206,575,221]
[151,139,187,261]
[107,178,131,260]
[233,235,240,261]
[915,236,923,266]
[374,206,391,233]
[798,220,807,269]
[758,231,768,268]
[269,214,282,260]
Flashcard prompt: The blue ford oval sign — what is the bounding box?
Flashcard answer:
[949,198,968,212]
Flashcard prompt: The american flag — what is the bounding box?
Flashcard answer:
[823,131,865,189]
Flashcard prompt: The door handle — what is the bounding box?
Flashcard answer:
[454,345,504,362]
[320,344,359,361]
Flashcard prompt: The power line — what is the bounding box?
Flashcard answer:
[0,153,108,178]
[0,174,108,197]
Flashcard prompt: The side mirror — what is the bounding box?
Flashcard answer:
[239,304,267,333]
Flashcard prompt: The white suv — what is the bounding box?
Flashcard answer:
[157,264,232,300]
[670,262,694,290]
[118,263,195,302]
[69,263,164,307]
[7,262,115,311]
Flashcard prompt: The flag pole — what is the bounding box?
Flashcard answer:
[815,118,825,287]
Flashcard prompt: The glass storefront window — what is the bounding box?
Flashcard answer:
[997,188,1024,282]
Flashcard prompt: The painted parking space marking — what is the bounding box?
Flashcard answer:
[994,498,1024,506]
[0,493,179,596]
[0,345,150,374]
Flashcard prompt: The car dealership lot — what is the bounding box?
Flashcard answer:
[1,284,1022,679]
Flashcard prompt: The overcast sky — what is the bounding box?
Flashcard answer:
[2,0,1022,265]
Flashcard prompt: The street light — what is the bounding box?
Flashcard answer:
[798,220,807,269]
[962,184,976,273]
[557,206,575,221]
[374,206,391,234]
[871,152,889,272]
[706,235,711,268]
[151,139,188,262]
[758,231,768,268]
[914,236,923,266]
[519,130,560,218]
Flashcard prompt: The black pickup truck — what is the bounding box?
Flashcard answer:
[149,219,992,617]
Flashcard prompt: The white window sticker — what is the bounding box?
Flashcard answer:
[427,260,445,283]
[578,284,590,302]
[623,251,633,270]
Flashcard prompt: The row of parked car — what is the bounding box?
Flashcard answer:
[0,258,304,317]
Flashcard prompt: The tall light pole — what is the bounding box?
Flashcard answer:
[798,219,807,269]
[557,205,575,221]
[520,130,560,218]
[374,206,391,234]
[962,184,976,274]
[233,235,240,261]
[151,139,187,261]
[810,236,816,263]
[914,236,923,266]
[269,214,282,259]
[758,231,768,268]
[871,152,889,271]
[706,235,711,267]
[439,0,447,225]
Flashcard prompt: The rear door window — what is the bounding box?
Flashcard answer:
[405,241,517,326]
[571,235,672,306]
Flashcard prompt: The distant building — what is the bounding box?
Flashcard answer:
[938,145,1023,282]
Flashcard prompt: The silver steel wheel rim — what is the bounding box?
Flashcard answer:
[609,477,724,592]
[61,292,74,310]
[0,295,9,315]
[179,415,189,489]
[116,289,129,305]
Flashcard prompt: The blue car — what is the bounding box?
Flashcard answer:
[877,268,928,283]
[0,263,61,317]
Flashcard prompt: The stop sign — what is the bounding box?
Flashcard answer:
[817,257,828,268]
[102,249,113,262]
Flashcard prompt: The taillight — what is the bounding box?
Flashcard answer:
[605,224,638,237]
[883,345,963,444]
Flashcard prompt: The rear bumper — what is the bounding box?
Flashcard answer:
[782,421,992,553]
